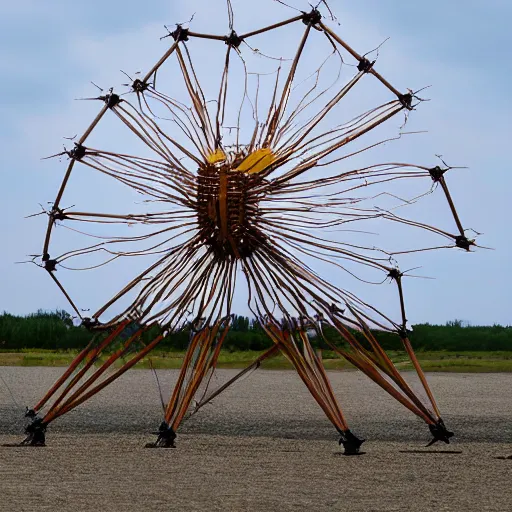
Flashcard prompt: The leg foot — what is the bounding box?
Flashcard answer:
[145,421,176,448]
[21,418,46,447]
[339,429,365,456]
[426,419,454,447]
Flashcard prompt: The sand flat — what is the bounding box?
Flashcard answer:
[1,368,511,511]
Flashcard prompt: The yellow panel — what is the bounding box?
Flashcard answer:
[207,149,227,164]
[236,148,276,174]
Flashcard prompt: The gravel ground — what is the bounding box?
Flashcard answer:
[0,368,511,511]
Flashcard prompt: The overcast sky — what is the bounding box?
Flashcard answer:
[1,0,510,326]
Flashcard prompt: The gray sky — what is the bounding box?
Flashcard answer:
[1,0,511,326]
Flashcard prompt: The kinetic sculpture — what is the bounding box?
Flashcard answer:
[24,1,472,453]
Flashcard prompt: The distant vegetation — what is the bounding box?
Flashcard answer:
[0,310,511,353]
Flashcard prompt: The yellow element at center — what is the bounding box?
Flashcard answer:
[236,148,276,174]
[207,149,227,164]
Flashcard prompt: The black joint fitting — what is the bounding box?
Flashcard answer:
[42,253,50,262]
[357,57,374,73]
[68,143,86,161]
[147,421,177,448]
[302,8,322,26]
[105,93,121,109]
[172,25,189,42]
[25,407,37,418]
[44,259,57,272]
[397,326,409,340]
[225,30,243,48]
[388,268,402,281]
[427,419,454,447]
[81,317,100,330]
[50,206,68,222]
[455,235,473,251]
[339,429,365,455]
[132,79,149,93]
[23,417,47,446]
[399,92,413,110]
[329,303,345,315]
[429,166,446,182]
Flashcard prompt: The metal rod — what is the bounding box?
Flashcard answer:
[78,105,109,145]
[49,273,82,318]
[439,177,465,237]
[319,22,402,98]
[188,31,227,41]
[240,15,303,39]
[143,40,179,84]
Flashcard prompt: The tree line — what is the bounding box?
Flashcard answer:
[0,310,511,352]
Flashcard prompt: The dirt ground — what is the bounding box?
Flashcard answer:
[1,368,511,511]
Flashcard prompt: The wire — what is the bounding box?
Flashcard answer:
[148,358,166,414]
[0,371,21,410]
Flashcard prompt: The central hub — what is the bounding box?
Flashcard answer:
[196,148,274,259]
